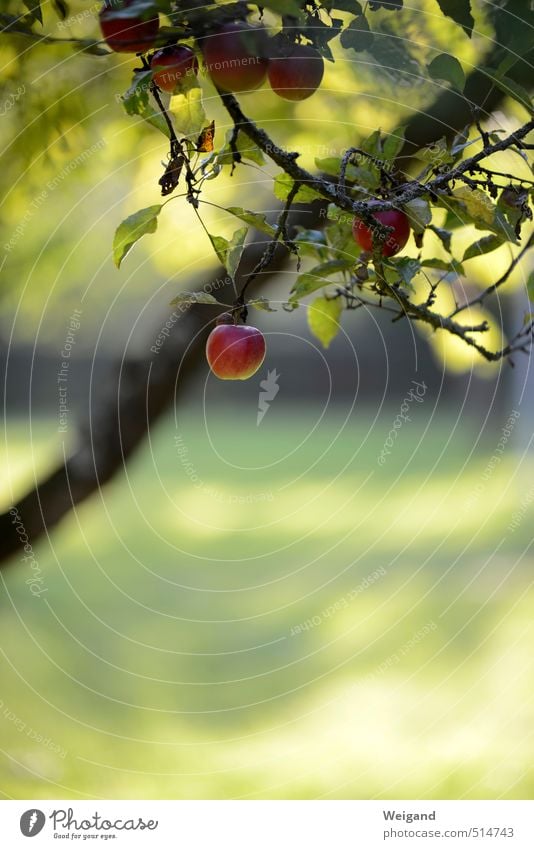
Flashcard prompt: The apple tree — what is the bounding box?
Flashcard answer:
[0,0,533,562]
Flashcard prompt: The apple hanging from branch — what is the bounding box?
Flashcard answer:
[352,209,411,257]
[206,316,266,381]
[150,45,199,93]
[201,22,269,93]
[268,42,324,101]
[99,0,159,53]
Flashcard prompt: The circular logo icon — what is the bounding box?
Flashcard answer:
[20,809,46,837]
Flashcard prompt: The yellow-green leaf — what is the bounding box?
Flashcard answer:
[226,227,248,280]
[113,205,161,268]
[405,198,432,234]
[428,53,465,92]
[169,292,220,306]
[463,235,504,261]
[226,208,276,237]
[274,173,324,203]
[170,85,205,137]
[290,258,355,303]
[307,296,343,349]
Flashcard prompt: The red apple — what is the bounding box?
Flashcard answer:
[151,45,198,92]
[206,323,266,380]
[99,0,159,54]
[201,22,269,93]
[268,43,324,101]
[352,209,410,257]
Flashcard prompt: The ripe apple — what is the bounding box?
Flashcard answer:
[206,322,266,380]
[352,209,410,257]
[151,45,198,92]
[99,0,159,53]
[201,22,269,93]
[268,43,324,101]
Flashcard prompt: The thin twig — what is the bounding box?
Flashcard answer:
[237,181,300,308]
[450,233,534,317]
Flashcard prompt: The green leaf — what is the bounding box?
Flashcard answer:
[113,205,161,268]
[226,208,276,238]
[446,190,516,242]
[428,53,465,92]
[527,270,534,303]
[79,40,111,56]
[313,39,335,64]
[315,156,380,189]
[325,223,362,263]
[383,128,405,160]
[340,15,374,52]
[226,227,248,280]
[274,173,324,204]
[494,1,534,60]
[463,235,504,261]
[170,292,220,305]
[383,256,421,289]
[121,70,152,115]
[260,0,303,17]
[23,0,42,23]
[366,29,422,83]
[315,156,345,177]
[484,73,533,112]
[248,297,276,312]
[169,85,205,137]
[404,198,432,234]
[414,137,453,166]
[216,131,265,167]
[294,228,329,260]
[326,203,350,222]
[206,227,248,279]
[143,110,171,138]
[290,259,355,302]
[443,209,466,231]
[121,70,170,138]
[435,0,474,37]
[308,297,343,349]
[361,129,382,158]
[208,233,230,267]
[333,0,363,12]
[368,0,403,8]
[305,16,343,50]
[421,257,464,275]
[438,187,497,232]
[450,125,470,154]
[429,225,452,253]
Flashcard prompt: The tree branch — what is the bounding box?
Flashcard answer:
[219,92,534,217]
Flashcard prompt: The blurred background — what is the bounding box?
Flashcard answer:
[1,0,533,799]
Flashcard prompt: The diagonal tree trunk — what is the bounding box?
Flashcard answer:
[0,297,211,566]
[0,208,317,569]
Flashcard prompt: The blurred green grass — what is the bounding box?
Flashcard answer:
[1,408,533,800]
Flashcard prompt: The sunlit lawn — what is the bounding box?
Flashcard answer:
[1,407,533,799]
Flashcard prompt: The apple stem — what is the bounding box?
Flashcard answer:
[215,312,236,326]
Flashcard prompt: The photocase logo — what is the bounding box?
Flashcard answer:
[20,809,46,837]
[257,369,280,425]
